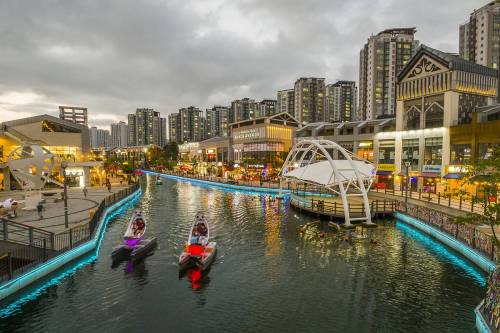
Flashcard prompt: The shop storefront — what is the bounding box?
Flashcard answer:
[356,141,374,162]
[230,113,298,180]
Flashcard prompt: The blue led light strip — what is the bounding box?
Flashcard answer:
[143,170,290,195]
[395,212,496,273]
[0,187,142,315]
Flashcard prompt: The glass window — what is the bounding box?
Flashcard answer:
[424,137,442,165]
[42,120,80,133]
[402,139,419,171]
[450,144,471,164]
[378,140,395,164]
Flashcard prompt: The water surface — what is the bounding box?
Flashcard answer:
[0,175,486,332]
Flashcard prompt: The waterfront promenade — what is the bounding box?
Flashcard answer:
[0,185,128,234]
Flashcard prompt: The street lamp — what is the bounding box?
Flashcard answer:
[61,160,69,229]
[404,160,412,212]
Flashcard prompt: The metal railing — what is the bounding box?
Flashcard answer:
[290,195,397,217]
[0,183,140,283]
[0,219,54,249]
[372,186,495,215]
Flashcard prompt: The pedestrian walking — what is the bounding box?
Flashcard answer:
[36,202,44,220]
[83,186,88,198]
[107,181,112,193]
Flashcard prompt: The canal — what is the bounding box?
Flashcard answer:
[0,175,487,332]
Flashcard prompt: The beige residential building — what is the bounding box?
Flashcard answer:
[459,0,500,69]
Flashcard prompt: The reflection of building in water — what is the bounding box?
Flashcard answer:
[262,197,283,257]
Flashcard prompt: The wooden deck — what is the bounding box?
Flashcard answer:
[290,194,397,221]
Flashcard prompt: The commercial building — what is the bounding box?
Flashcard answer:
[58,106,88,126]
[277,89,295,116]
[359,28,419,120]
[459,1,500,69]
[294,77,326,124]
[258,99,277,117]
[325,81,357,122]
[110,121,128,148]
[393,44,498,191]
[449,104,500,179]
[127,108,166,147]
[0,115,103,190]
[230,112,299,179]
[230,98,258,123]
[90,127,111,149]
[205,106,230,139]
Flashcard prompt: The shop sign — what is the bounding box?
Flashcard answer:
[248,164,265,168]
[358,141,373,148]
[422,165,442,173]
[207,149,215,154]
[233,128,262,141]
[377,164,395,171]
[447,165,469,173]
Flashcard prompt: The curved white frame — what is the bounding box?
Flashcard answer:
[279,139,375,226]
[7,144,55,191]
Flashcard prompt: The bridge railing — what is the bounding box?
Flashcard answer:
[290,195,396,217]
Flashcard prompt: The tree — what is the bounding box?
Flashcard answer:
[164,142,179,162]
[455,146,500,249]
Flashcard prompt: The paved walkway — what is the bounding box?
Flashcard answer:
[0,184,127,234]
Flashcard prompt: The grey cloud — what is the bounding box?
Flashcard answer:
[0,0,484,127]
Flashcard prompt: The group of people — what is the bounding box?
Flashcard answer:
[132,217,146,236]
[191,220,208,245]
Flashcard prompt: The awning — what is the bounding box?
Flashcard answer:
[420,172,439,178]
[282,160,375,186]
[376,170,393,176]
[443,173,464,179]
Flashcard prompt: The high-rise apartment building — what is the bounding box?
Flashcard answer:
[277,89,295,116]
[459,1,500,69]
[294,77,326,124]
[90,126,111,148]
[110,121,128,148]
[230,98,258,123]
[58,106,88,126]
[205,106,230,139]
[127,108,166,146]
[258,99,277,117]
[168,113,180,143]
[325,81,357,122]
[169,106,204,143]
[359,28,419,120]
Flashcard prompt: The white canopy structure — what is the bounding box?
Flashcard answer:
[279,140,376,226]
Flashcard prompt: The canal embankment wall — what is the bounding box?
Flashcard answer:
[0,184,142,302]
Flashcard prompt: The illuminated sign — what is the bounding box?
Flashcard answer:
[233,128,261,141]
[358,141,373,148]
[207,149,215,154]
[447,165,469,173]
[422,165,442,173]
[377,164,395,171]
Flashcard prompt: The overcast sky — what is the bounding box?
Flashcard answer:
[0,0,485,128]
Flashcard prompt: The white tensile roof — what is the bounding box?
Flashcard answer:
[282,160,375,186]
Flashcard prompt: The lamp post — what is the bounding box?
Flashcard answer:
[61,160,69,229]
[404,160,411,212]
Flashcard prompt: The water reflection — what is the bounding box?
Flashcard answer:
[0,176,487,333]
